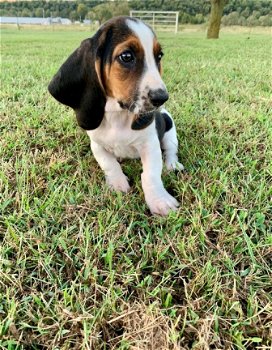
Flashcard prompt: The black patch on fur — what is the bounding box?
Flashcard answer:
[155,112,173,141]
[131,113,155,130]
[162,112,173,132]
[132,111,173,137]
[155,112,165,141]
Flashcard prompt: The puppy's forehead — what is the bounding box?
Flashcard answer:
[126,18,155,53]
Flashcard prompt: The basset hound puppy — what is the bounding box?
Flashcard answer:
[48,16,184,216]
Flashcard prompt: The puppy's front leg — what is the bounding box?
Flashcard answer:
[90,140,130,193]
[138,137,179,216]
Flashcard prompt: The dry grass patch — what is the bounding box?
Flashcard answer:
[99,302,180,350]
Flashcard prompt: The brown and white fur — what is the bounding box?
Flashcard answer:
[48,16,184,216]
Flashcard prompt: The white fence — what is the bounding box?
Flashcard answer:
[130,11,179,33]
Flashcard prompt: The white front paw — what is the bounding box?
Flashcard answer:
[106,175,130,193]
[165,159,184,171]
[145,189,179,216]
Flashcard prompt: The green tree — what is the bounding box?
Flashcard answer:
[222,11,239,25]
[247,14,259,26]
[241,7,250,18]
[52,11,59,18]
[69,10,78,22]
[59,8,69,18]
[88,2,129,25]
[195,13,205,24]
[77,3,88,21]
[252,10,261,19]
[35,7,44,18]
[21,8,31,17]
[111,2,129,17]
[93,5,112,25]
[259,15,272,26]
[237,16,247,26]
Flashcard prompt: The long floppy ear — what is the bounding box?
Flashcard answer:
[48,38,106,130]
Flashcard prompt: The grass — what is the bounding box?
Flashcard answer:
[1,24,272,349]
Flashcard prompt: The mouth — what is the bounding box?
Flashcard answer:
[118,100,159,115]
[118,92,139,112]
[118,100,139,114]
[118,100,130,110]
[117,100,158,130]
[139,106,158,115]
[140,99,162,114]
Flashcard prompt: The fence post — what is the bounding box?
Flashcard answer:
[175,12,178,34]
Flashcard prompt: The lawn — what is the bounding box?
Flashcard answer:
[0,25,271,349]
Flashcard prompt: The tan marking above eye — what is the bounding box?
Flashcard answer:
[112,36,144,60]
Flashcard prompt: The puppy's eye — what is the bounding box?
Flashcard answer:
[157,52,164,61]
[119,50,135,64]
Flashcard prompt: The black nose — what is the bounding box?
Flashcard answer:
[148,89,169,107]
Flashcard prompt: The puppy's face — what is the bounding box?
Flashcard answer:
[48,17,168,130]
[96,17,168,115]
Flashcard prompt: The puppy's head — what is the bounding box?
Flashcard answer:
[48,17,167,130]
[101,17,168,115]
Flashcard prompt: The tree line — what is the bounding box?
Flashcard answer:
[0,0,271,26]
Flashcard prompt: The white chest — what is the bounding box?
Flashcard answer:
[86,109,154,159]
